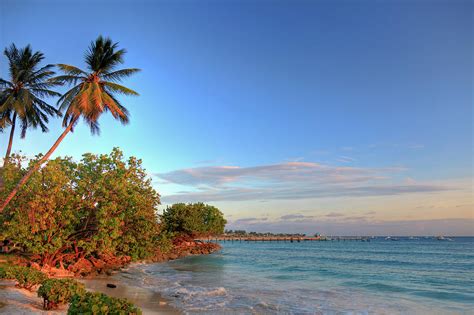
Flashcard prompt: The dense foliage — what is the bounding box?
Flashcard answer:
[38,278,85,309]
[68,291,142,315]
[0,265,15,279]
[0,148,161,266]
[8,265,47,290]
[161,203,227,237]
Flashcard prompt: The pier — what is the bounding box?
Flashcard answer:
[197,236,371,243]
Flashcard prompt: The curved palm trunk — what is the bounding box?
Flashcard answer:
[4,112,17,164]
[0,116,78,213]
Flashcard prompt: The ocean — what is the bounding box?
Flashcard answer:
[122,237,474,314]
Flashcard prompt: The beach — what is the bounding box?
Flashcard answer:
[1,279,68,314]
[80,271,180,315]
[0,237,220,314]
[2,237,474,314]
[0,270,179,314]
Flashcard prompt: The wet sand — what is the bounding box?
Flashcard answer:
[80,276,180,314]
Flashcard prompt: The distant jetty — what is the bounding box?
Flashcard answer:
[197,236,372,242]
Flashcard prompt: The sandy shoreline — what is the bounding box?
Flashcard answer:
[0,241,221,314]
[0,267,180,315]
[80,273,180,315]
[0,280,66,314]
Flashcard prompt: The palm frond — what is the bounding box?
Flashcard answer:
[56,64,87,76]
[30,88,62,98]
[85,117,100,135]
[102,81,139,96]
[104,92,129,125]
[58,85,82,113]
[4,44,21,81]
[50,75,85,85]
[85,36,125,73]
[0,109,13,129]
[15,89,33,120]
[101,68,140,82]
[0,78,13,88]
[25,70,56,85]
[19,119,28,138]
[32,95,61,117]
[1,43,60,138]
[24,64,56,84]
[0,94,15,111]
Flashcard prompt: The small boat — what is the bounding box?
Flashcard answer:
[436,236,454,241]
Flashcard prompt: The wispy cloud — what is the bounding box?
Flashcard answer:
[154,161,451,203]
[280,214,314,220]
[344,216,368,221]
[157,162,397,186]
[336,156,356,163]
[233,217,269,224]
[325,212,345,217]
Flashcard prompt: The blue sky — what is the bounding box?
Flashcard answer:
[1,0,472,235]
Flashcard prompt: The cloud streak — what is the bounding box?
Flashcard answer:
[233,217,269,224]
[280,214,314,220]
[155,161,452,203]
[157,162,389,187]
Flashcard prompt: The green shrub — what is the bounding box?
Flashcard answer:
[156,231,174,253]
[161,203,226,237]
[0,149,161,266]
[38,278,85,310]
[0,266,16,279]
[68,292,142,315]
[10,266,47,290]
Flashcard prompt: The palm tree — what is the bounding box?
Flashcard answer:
[0,44,61,163]
[0,36,140,212]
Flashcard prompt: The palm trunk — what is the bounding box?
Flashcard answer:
[0,116,78,213]
[4,112,17,164]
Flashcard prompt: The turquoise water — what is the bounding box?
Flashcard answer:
[131,237,474,314]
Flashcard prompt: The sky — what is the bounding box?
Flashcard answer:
[0,0,472,235]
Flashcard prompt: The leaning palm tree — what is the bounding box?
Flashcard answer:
[0,44,61,162]
[0,36,140,212]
